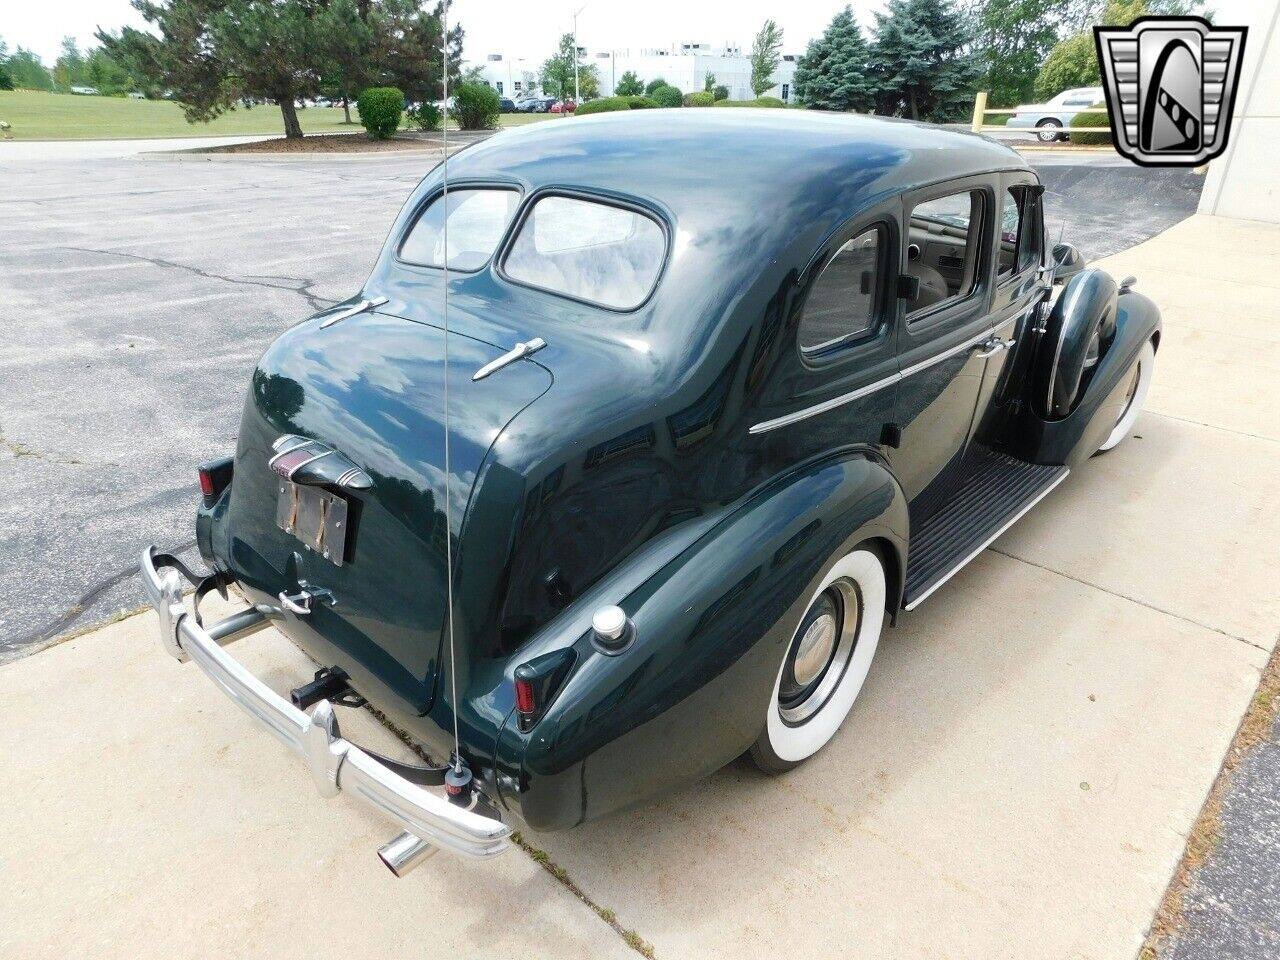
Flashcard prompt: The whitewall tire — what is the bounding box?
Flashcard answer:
[1097,339,1155,453]
[749,548,886,773]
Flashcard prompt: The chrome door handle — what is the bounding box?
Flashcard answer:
[974,337,1016,358]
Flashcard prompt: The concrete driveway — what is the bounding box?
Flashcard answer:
[3,213,1278,959]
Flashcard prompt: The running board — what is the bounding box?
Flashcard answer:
[903,452,1069,611]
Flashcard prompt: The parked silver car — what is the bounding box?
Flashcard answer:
[1006,87,1106,142]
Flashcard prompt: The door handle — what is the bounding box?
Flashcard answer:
[973,336,1016,358]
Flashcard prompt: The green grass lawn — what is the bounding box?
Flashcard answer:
[0,90,554,140]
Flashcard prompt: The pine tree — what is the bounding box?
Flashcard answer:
[868,0,980,121]
[615,70,643,97]
[793,6,876,112]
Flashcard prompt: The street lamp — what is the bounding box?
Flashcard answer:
[572,1,590,104]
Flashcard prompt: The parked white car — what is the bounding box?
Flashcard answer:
[1006,87,1106,142]
[69,86,100,96]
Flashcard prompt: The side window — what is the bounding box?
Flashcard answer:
[998,189,1022,280]
[798,225,884,354]
[399,188,520,271]
[997,186,1044,281]
[905,190,985,318]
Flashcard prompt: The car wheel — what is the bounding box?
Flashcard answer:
[1096,339,1156,453]
[748,547,886,774]
[1036,119,1063,143]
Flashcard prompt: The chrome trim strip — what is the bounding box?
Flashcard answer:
[903,468,1070,611]
[749,327,995,435]
[748,371,900,435]
[140,548,511,861]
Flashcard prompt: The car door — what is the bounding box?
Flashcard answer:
[971,175,1049,447]
[889,177,997,523]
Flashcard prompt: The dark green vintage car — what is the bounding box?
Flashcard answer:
[142,110,1160,874]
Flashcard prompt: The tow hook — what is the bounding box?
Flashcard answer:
[277,581,335,615]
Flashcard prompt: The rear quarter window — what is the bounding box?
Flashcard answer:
[503,195,666,310]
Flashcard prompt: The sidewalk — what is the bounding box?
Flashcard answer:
[2,214,1277,959]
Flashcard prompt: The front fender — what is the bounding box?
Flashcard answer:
[496,450,907,830]
[1013,286,1161,467]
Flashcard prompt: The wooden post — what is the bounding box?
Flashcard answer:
[971,91,988,134]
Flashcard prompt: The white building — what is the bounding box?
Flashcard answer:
[464,43,800,104]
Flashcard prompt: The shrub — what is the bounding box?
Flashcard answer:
[683,90,715,107]
[625,95,657,109]
[406,102,441,131]
[712,98,785,108]
[650,84,683,108]
[713,84,729,101]
[576,96,631,115]
[356,86,404,139]
[644,77,668,95]
[615,70,644,97]
[452,81,501,130]
[1069,102,1112,145]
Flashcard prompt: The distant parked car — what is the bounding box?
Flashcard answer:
[550,99,576,114]
[69,86,100,96]
[498,97,516,113]
[1006,87,1106,142]
[516,96,553,113]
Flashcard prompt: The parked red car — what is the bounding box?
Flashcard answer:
[550,99,576,114]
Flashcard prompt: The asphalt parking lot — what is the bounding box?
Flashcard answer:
[0,144,1204,660]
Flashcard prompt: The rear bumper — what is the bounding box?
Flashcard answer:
[139,547,511,864]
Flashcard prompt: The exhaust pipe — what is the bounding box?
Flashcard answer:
[378,831,438,877]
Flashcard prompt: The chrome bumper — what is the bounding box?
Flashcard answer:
[139,547,511,865]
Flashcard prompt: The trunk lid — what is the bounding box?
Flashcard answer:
[223,308,551,714]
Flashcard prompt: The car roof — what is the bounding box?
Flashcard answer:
[439,109,1027,219]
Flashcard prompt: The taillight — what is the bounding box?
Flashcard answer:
[198,455,234,502]
[513,648,575,732]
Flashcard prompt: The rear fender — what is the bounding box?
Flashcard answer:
[497,451,908,830]
[1013,284,1161,467]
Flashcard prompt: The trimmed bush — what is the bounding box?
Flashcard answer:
[644,77,668,95]
[452,81,500,130]
[713,85,729,101]
[576,96,631,115]
[357,86,404,139]
[1069,102,1112,145]
[406,102,441,131]
[683,90,715,107]
[650,84,683,108]
[576,95,659,116]
[712,98,786,108]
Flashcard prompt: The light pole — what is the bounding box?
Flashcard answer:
[572,1,590,104]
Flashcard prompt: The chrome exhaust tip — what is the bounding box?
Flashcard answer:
[378,831,438,877]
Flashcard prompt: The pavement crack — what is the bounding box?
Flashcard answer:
[988,547,1270,654]
[1147,411,1280,446]
[57,245,336,312]
[0,430,84,465]
[1,539,198,655]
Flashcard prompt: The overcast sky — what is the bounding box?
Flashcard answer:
[3,0,888,65]
[2,0,1261,67]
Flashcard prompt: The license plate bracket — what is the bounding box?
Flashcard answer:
[275,480,349,566]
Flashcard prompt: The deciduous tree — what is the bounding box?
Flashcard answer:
[750,19,784,97]
[615,69,643,96]
[793,6,875,112]
[968,0,1061,106]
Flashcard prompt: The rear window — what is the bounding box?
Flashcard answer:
[503,195,665,310]
[399,188,519,271]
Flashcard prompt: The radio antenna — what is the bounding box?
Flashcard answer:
[439,0,462,777]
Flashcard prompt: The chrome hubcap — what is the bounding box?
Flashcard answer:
[778,580,862,725]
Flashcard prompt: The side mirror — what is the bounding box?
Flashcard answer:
[1051,242,1085,284]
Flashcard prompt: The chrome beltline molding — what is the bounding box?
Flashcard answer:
[749,326,995,435]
